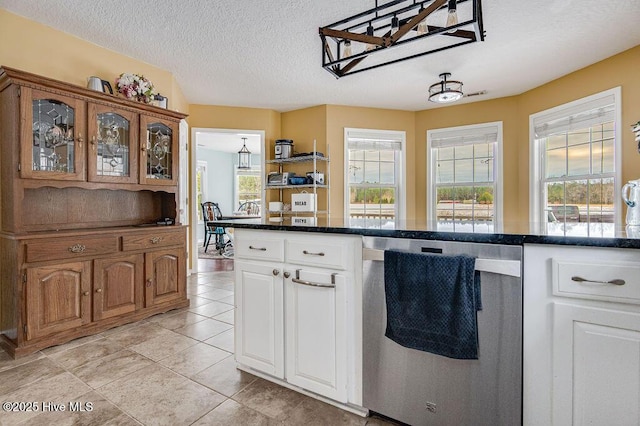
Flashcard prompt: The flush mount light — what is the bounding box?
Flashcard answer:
[428,72,463,103]
[237,137,251,169]
[319,0,484,78]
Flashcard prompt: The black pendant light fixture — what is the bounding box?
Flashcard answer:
[237,137,251,169]
[428,72,463,103]
[319,0,485,78]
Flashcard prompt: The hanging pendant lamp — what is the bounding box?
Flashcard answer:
[238,137,251,169]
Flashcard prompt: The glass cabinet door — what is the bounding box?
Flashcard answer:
[87,104,138,183]
[140,115,178,185]
[22,89,86,180]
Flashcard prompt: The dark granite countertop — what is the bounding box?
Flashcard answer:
[211,218,640,249]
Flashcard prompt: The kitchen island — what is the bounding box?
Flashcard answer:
[219,221,640,425]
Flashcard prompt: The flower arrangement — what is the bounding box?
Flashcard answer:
[115,73,156,103]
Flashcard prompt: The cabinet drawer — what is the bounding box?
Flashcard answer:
[235,237,284,262]
[552,258,640,304]
[286,239,350,270]
[25,236,119,263]
[122,229,185,251]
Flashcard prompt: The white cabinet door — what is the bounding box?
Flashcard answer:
[235,260,284,379]
[285,268,348,402]
[553,302,640,426]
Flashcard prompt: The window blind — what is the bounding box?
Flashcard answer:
[429,124,499,148]
[533,94,615,138]
[346,130,403,151]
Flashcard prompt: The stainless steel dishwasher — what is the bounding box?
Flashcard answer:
[363,237,522,426]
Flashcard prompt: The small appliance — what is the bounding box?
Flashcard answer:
[622,179,640,226]
[275,139,294,159]
[267,172,290,185]
[87,76,113,94]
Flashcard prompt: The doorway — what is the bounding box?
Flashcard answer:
[190,128,265,273]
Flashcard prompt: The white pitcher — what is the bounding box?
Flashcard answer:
[622,179,640,226]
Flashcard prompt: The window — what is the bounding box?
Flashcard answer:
[530,88,621,237]
[427,122,502,233]
[345,129,405,229]
[234,167,261,211]
[196,161,207,222]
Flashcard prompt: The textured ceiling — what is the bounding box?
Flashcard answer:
[1,0,640,112]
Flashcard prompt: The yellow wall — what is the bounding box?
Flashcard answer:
[188,104,281,143]
[2,8,639,234]
[326,105,416,227]
[516,46,640,228]
[0,10,188,114]
[415,97,520,230]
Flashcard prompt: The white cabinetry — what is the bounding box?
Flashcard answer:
[234,229,362,409]
[235,260,284,379]
[523,244,640,426]
[285,268,348,402]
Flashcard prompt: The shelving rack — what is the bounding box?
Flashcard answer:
[265,140,330,225]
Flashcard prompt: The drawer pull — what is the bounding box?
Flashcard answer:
[303,250,325,257]
[68,244,86,253]
[249,246,267,251]
[150,236,163,244]
[291,269,336,288]
[571,276,626,286]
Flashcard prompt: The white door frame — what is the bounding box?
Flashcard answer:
[189,128,265,273]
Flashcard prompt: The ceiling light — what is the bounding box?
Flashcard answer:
[446,0,458,33]
[416,7,428,35]
[237,137,251,169]
[343,40,352,57]
[319,0,485,78]
[428,73,463,103]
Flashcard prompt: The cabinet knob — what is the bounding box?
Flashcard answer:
[150,236,162,244]
[95,288,102,293]
[146,279,152,287]
[77,133,83,148]
[283,272,290,278]
[83,291,89,296]
[273,269,280,276]
[90,135,96,151]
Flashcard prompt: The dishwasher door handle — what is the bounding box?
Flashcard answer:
[290,269,337,288]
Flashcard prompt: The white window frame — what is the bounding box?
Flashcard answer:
[529,87,622,234]
[343,128,406,228]
[234,166,262,211]
[426,121,504,232]
[196,160,208,223]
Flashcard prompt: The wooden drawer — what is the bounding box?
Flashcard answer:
[552,258,640,305]
[25,235,119,263]
[286,238,350,271]
[235,235,284,262]
[122,229,185,251]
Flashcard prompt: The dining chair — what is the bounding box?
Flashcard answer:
[237,200,260,216]
[201,202,226,253]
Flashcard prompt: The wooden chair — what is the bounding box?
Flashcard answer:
[237,200,260,216]
[201,202,226,253]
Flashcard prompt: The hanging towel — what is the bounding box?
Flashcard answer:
[384,249,482,359]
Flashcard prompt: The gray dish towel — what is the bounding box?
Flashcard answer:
[384,249,482,359]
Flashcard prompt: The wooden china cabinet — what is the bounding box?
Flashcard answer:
[0,66,188,357]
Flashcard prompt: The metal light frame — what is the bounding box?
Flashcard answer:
[319,0,484,78]
[237,137,252,169]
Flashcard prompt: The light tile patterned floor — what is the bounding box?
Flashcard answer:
[0,270,397,425]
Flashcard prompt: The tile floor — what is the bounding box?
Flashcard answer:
[0,269,396,426]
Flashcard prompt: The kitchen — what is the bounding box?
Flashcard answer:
[1,1,640,425]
